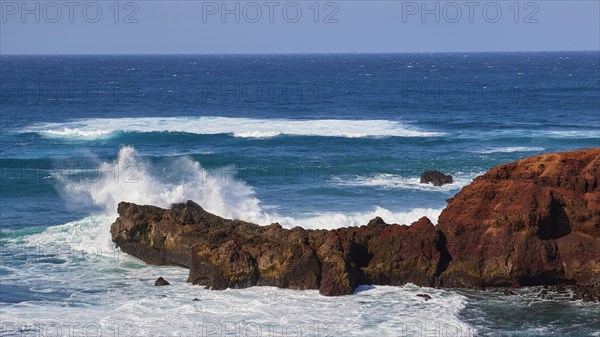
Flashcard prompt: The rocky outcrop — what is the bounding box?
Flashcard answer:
[420,170,454,186]
[111,202,446,296]
[111,148,600,298]
[437,148,600,287]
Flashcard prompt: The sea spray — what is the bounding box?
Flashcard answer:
[59,146,273,224]
[58,146,444,229]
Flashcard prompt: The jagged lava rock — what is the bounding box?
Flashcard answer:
[437,148,600,287]
[111,202,446,295]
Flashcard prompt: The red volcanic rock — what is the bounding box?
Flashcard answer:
[437,148,600,287]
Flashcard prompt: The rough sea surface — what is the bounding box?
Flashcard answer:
[1,53,599,336]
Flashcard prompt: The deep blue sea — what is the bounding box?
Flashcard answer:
[1,52,599,336]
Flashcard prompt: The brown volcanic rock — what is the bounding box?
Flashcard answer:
[355,217,448,287]
[111,201,446,295]
[189,240,259,290]
[316,231,359,296]
[110,201,256,267]
[437,148,600,287]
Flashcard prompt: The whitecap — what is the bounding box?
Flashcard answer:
[475,146,545,154]
[22,117,444,140]
[330,172,481,194]
[39,127,113,139]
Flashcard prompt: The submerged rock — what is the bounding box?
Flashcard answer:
[111,148,600,296]
[571,284,600,302]
[416,293,432,300]
[155,277,170,286]
[420,170,454,186]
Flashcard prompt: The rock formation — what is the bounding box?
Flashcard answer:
[111,201,446,296]
[420,170,454,186]
[110,148,600,298]
[437,148,600,287]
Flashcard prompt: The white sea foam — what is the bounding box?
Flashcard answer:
[463,129,600,140]
[60,146,275,226]
[39,127,113,139]
[287,206,444,229]
[0,263,477,337]
[543,130,600,139]
[330,172,479,193]
[1,213,474,334]
[475,146,545,154]
[56,146,443,229]
[22,116,443,139]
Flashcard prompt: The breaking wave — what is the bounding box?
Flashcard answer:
[22,116,444,139]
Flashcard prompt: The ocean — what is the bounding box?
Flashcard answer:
[0,52,599,336]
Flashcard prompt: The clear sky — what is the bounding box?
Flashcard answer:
[1,0,599,54]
